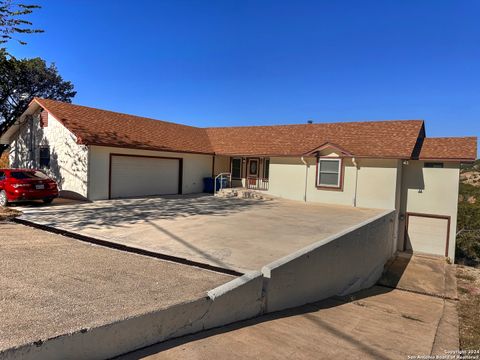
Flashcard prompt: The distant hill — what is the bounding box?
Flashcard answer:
[461,159,480,188]
[457,159,480,266]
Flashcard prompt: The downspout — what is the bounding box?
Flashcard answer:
[352,157,359,207]
[301,156,308,202]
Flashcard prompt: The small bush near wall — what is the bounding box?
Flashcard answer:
[0,152,8,168]
[456,231,480,268]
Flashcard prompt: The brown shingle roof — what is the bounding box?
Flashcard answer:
[419,137,477,161]
[29,98,477,161]
[34,98,214,154]
[206,121,424,158]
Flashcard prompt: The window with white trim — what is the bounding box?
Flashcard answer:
[317,158,342,188]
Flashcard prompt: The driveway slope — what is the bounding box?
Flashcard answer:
[118,286,448,360]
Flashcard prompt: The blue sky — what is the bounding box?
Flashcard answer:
[8,0,480,155]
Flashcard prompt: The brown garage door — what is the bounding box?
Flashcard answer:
[405,213,450,257]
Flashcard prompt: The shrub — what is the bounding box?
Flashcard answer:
[456,231,480,267]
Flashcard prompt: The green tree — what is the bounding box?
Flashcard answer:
[0,49,76,134]
[1,0,43,47]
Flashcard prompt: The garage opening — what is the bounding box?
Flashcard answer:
[405,213,450,257]
[109,155,182,199]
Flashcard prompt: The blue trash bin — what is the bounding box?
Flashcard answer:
[203,177,214,193]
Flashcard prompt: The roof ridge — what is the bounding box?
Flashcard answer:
[35,98,425,130]
[205,119,424,130]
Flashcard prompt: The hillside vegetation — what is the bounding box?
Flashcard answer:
[457,160,480,266]
[460,160,480,187]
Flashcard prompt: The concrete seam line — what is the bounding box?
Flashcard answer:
[11,218,243,277]
[262,210,395,274]
[430,299,447,356]
[375,284,458,301]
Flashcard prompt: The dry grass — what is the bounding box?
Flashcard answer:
[456,266,480,350]
[0,207,22,221]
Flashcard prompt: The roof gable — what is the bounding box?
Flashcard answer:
[33,98,214,154]
[303,142,353,157]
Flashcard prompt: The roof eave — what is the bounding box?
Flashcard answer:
[87,142,215,156]
[419,157,477,163]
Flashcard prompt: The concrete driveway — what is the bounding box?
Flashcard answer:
[0,222,233,353]
[17,195,382,272]
[378,253,458,299]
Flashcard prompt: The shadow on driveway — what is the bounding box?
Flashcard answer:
[17,194,274,231]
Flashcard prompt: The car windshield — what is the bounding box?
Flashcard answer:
[10,171,49,180]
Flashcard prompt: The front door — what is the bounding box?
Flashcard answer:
[247,159,259,178]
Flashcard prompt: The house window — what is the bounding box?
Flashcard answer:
[263,158,270,179]
[39,147,50,169]
[317,158,342,189]
[231,158,242,179]
[424,162,444,168]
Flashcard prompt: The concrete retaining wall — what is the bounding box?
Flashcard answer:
[262,210,396,312]
[1,272,264,360]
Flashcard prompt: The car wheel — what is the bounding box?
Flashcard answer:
[43,198,54,204]
[0,190,8,207]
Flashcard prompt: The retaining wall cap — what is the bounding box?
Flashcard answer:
[261,209,395,277]
[207,271,262,300]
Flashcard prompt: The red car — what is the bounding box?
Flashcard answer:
[0,169,59,207]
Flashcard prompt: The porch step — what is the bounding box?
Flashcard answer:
[216,188,273,201]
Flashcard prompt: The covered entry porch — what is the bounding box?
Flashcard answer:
[213,155,270,191]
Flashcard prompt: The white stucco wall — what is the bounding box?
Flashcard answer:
[399,160,460,260]
[8,112,88,198]
[88,146,213,200]
[266,156,400,210]
[266,157,308,201]
[355,159,400,209]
